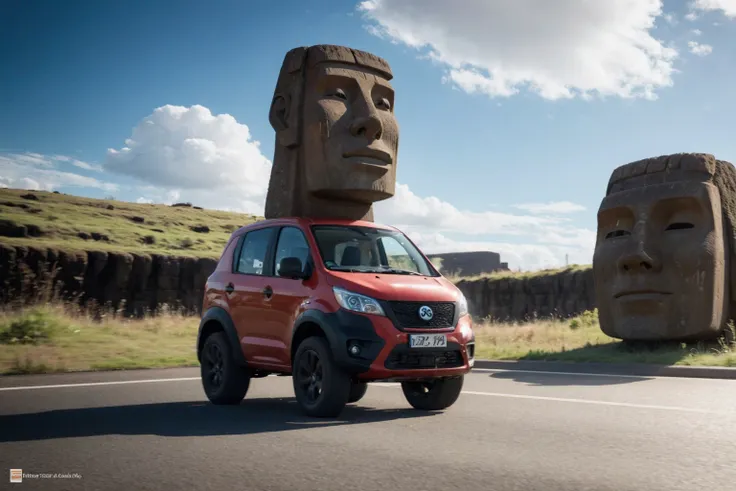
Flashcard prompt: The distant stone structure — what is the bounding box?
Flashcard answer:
[592,152,736,341]
[428,251,509,277]
[264,44,399,222]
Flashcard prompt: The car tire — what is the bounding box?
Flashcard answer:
[348,381,368,403]
[292,336,351,418]
[401,376,464,411]
[200,332,251,405]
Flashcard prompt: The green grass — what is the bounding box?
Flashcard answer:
[0,303,199,375]
[2,304,736,375]
[447,264,592,283]
[473,309,736,367]
[0,188,259,258]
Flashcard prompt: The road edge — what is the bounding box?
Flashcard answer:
[3,360,736,381]
[473,359,736,380]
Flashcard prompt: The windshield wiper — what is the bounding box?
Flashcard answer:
[374,267,424,276]
[328,265,373,273]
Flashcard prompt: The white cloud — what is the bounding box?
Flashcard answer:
[663,12,678,25]
[692,0,736,17]
[692,28,703,35]
[52,155,103,172]
[688,40,714,55]
[4,104,597,271]
[0,152,118,192]
[358,0,679,101]
[373,184,595,270]
[2,153,53,168]
[512,201,586,214]
[374,184,562,236]
[104,104,272,215]
[402,231,593,272]
[685,11,700,21]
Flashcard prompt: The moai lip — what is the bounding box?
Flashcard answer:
[264,44,399,222]
[593,152,736,342]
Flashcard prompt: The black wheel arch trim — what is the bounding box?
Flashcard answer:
[197,307,248,367]
[291,308,386,374]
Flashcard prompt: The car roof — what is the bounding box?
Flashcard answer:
[231,216,400,236]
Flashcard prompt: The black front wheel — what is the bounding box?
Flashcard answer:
[200,332,250,405]
[292,336,351,418]
[348,381,368,403]
[401,376,464,411]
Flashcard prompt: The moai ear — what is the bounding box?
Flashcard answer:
[269,92,299,148]
[269,47,307,149]
[268,93,291,139]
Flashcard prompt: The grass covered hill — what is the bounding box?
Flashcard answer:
[0,186,591,280]
[0,188,259,258]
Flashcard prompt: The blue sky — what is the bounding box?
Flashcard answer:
[2,0,736,270]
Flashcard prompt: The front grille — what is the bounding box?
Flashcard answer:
[385,349,464,370]
[387,301,455,329]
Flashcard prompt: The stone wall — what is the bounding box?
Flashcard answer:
[0,243,596,322]
[0,244,217,316]
[455,267,596,322]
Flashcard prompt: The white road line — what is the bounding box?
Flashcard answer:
[1,375,733,415]
[373,384,728,414]
[0,377,200,392]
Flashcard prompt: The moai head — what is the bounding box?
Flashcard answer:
[592,153,736,341]
[264,44,399,221]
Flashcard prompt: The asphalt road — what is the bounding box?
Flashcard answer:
[2,366,736,491]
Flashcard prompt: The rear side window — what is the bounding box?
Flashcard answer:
[274,226,311,276]
[235,228,274,275]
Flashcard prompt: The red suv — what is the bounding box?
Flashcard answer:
[196,217,475,417]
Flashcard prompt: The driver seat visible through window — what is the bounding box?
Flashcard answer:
[340,245,362,266]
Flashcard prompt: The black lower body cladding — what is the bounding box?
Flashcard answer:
[293,309,385,375]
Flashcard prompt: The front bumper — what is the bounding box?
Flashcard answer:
[327,309,475,381]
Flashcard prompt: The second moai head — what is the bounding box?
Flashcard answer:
[264,44,399,221]
[592,152,736,341]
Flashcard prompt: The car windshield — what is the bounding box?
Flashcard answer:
[310,225,439,277]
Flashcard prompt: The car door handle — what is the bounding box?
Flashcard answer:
[262,286,273,299]
[225,282,234,294]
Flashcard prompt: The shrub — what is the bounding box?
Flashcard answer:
[569,308,599,330]
[0,308,63,344]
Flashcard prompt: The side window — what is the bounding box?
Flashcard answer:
[235,228,273,275]
[274,227,311,276]
[378,236,420,272]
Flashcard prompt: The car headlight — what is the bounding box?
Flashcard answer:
[333,287,386,316]
[457,293,468,317]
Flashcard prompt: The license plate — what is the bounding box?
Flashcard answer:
[409,334,447,348]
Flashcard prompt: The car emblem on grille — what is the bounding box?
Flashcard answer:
[418,305,434,321]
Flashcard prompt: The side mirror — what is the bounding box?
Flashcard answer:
[278,256,308,279]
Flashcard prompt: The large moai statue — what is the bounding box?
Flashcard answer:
[592,152,736,341]
[264,44,399,221]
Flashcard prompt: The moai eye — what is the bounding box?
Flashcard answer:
[376,97,391,110]
[605,230,631,239]
[328,88,348,100]
[665,222,694,231]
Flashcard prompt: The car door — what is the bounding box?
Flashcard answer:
[229,225,279,366]
[262,225,315,366]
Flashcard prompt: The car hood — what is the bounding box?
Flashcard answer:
[326,271,461,303]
